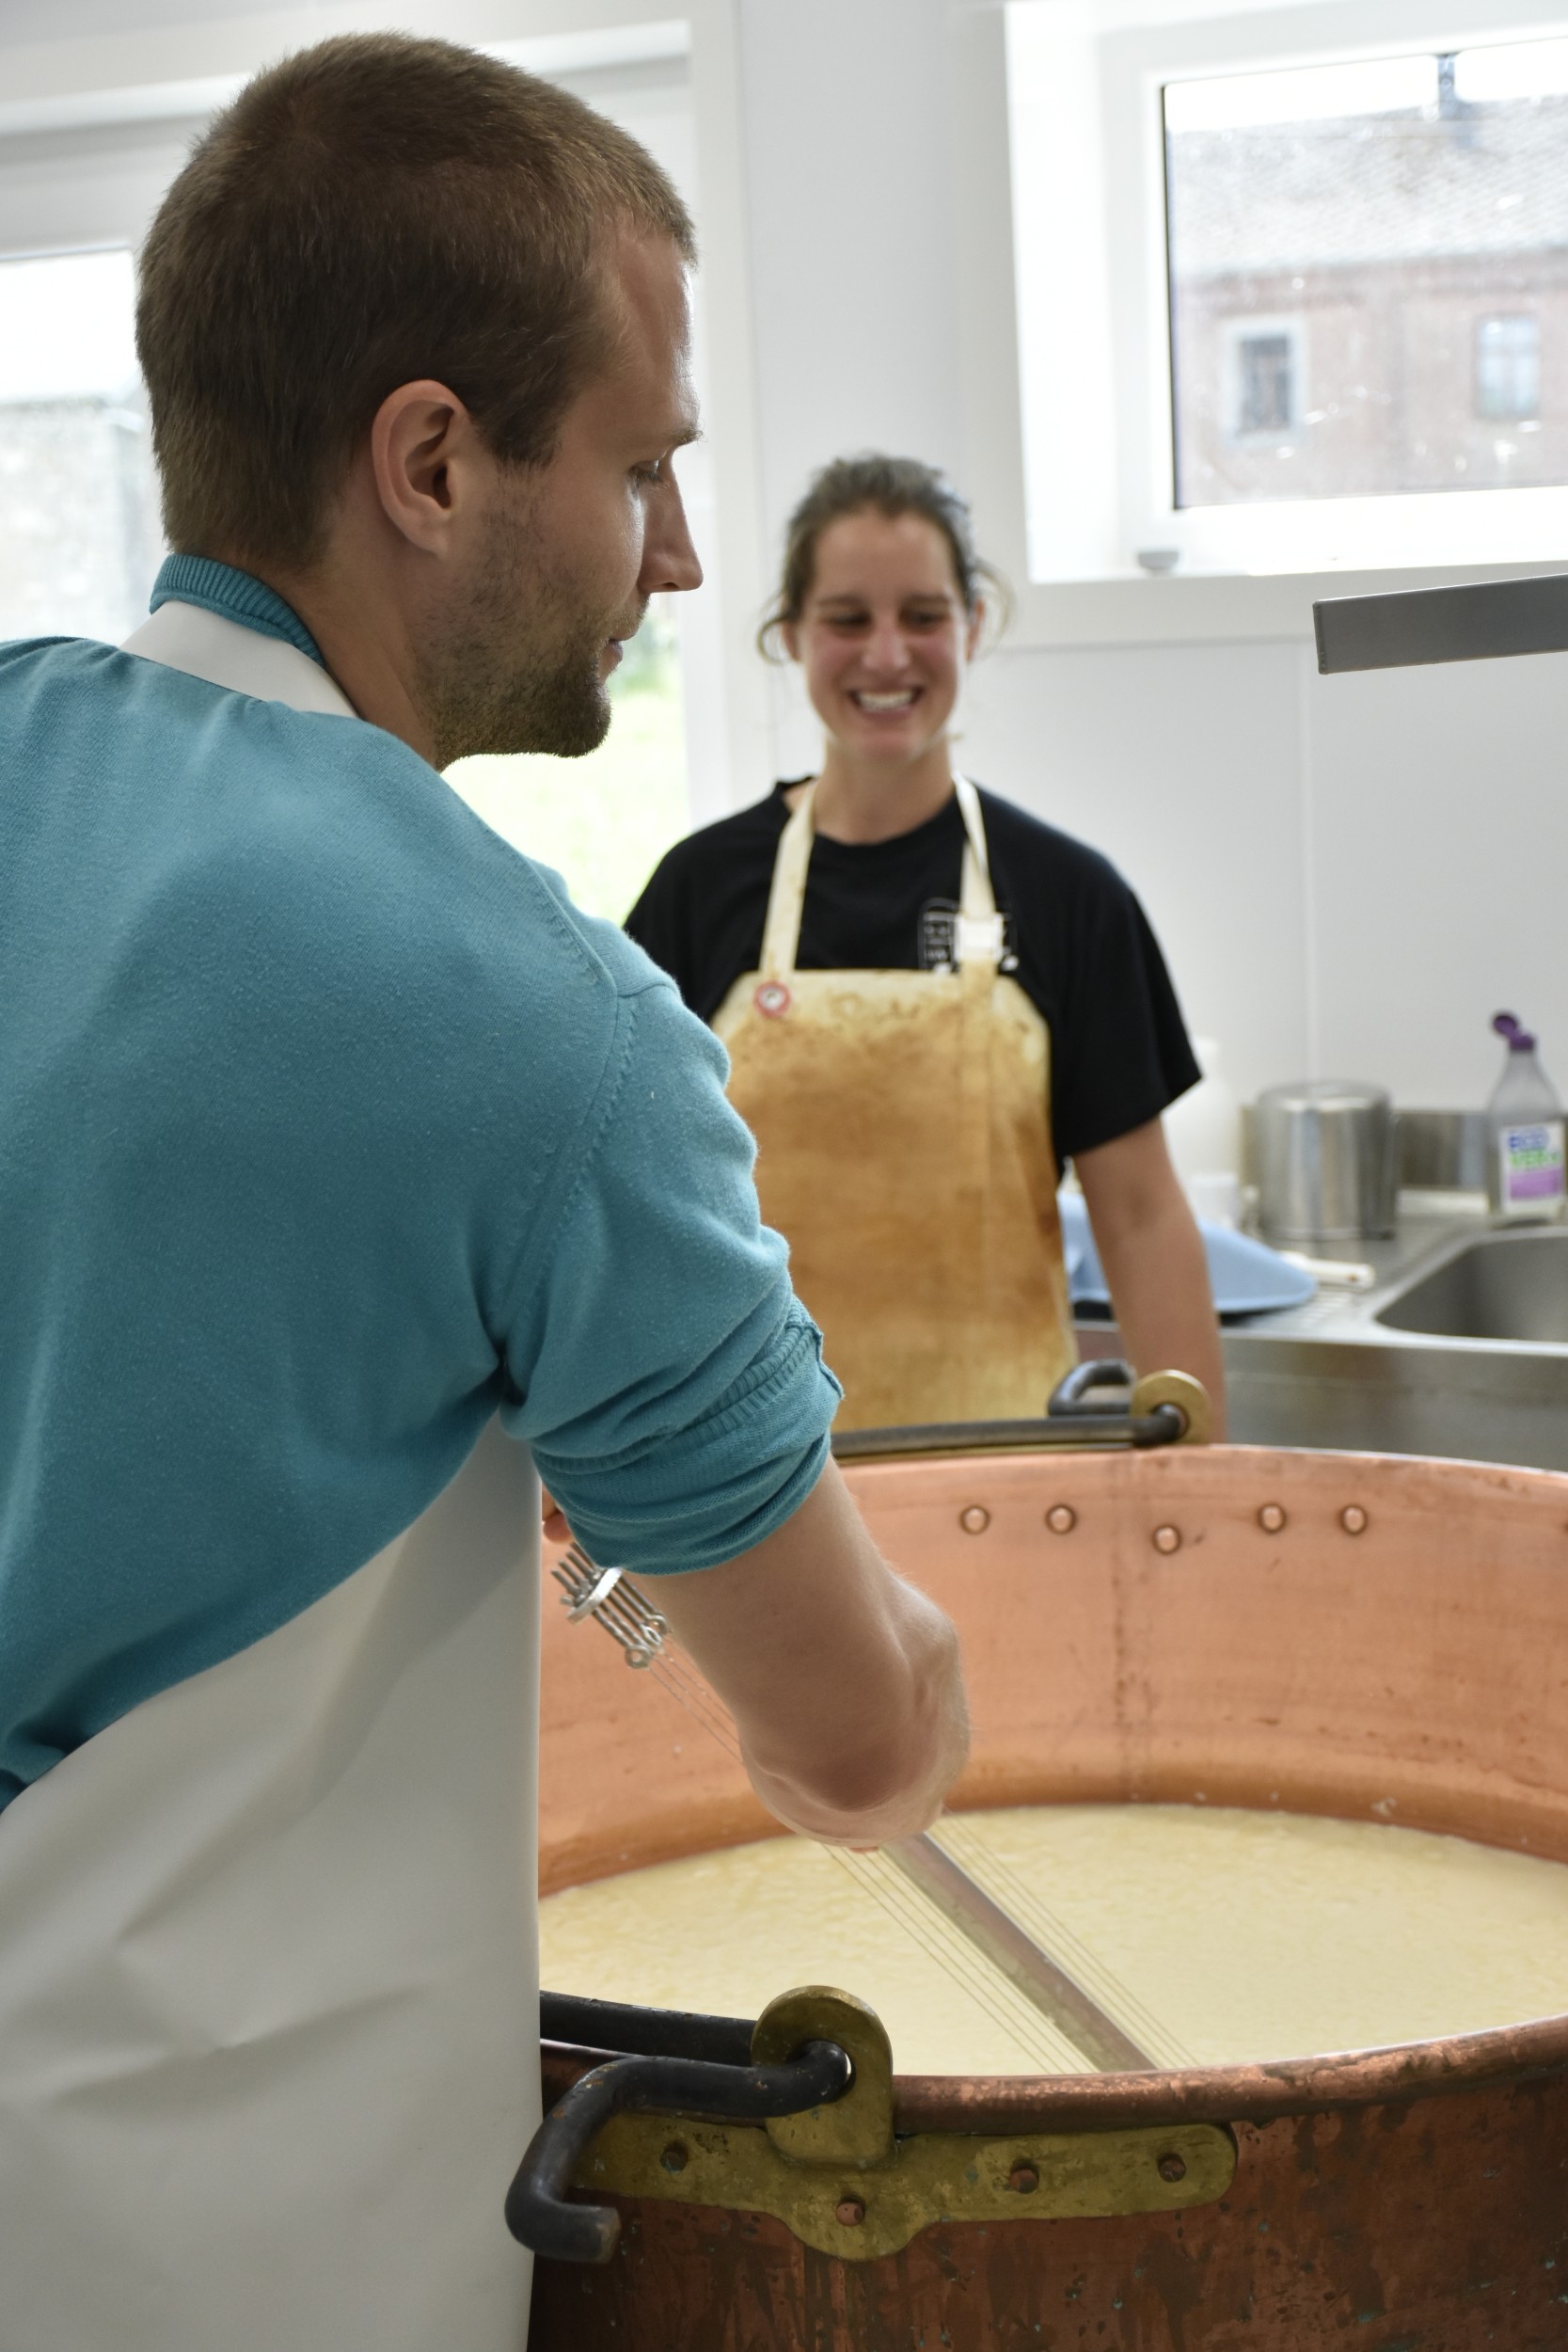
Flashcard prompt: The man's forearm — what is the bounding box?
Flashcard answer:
[736,1581,969,1845]
[654,1462,971,1848]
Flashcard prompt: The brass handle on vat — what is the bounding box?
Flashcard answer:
[1129,1368,1212,1445]
[1054,1360,1212,1446]
[1053,1355,1212,1439]
[508,2012,852,2264]
[546,1986,1236,2264]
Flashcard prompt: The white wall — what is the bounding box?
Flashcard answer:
[736,0,966,554]
[733,0,1568,1110]
[960,636,1568,1111]
[962,640,1313,1104]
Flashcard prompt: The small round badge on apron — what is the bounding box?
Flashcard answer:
[753,980,792,1019]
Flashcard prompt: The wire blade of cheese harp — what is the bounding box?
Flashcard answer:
[558,1554,1164,2073]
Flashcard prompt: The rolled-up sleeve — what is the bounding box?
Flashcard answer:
[497,975,841,1572]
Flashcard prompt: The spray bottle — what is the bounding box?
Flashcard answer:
[1487,1012,1567,1225]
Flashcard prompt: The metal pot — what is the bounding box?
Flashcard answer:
[1254,1078,1397,1242]
[530,1441,1568,2348]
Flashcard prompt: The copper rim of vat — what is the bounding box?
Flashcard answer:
[532,1441,1568,2343]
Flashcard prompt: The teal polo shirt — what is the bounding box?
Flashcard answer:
[0,559,838,1811]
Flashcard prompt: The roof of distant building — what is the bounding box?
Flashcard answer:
[1169,96,1568,275]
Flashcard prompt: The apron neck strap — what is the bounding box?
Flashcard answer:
[759,787,817,977]
[953,776,994,924]
[758,777,998,980]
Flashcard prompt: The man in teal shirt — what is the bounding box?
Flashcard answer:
[0,33,967,2352]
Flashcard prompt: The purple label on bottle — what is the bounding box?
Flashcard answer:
[1503,1123,1566,1201]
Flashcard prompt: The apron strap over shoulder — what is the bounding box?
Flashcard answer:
[759,787,818,978]
[952,776,1004,971]
[758,777,1002,979]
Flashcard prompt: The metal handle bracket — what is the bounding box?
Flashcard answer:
[545,1987,1235,2264]
[508,2012,852,2264]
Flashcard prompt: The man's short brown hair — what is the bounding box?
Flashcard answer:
[136,33,695,569]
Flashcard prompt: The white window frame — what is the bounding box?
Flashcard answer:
[1001,0,1568,636]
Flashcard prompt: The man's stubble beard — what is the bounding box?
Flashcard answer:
[419,495,621,771]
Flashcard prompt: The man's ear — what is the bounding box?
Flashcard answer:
[369,379,478,554]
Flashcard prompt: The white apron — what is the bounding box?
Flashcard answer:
[0,601,542,2352]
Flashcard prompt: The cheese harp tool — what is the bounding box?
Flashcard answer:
[552,1541,1159,2074]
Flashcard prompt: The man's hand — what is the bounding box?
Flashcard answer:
[650,1461,969,1848]
[541,1488,571,1547]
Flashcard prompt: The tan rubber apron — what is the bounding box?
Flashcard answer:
[0,600,541,2352]
[715,776,1076,1430]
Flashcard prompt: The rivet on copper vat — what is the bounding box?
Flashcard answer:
[1045,1503,1076,1534]
[532,1444,1568,2349]
[958,1504,990,1534]
[1258,1502,1286,1533]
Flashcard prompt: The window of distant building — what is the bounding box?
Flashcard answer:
[1475,313,1542,421]
[1007,5,1568,582]
[1225,321,1303,442]
[1237,335,1294,436]
[1164,46,1568,512]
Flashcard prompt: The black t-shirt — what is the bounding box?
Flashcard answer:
[626,781,1199,1167]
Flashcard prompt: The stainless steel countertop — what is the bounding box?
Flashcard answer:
[1079,1195,1568,1471]
[1221,1196,1493,1349]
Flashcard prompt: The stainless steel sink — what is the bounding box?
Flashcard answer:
[1375,1230,1568,1343]
[1082,1203,1568,1472]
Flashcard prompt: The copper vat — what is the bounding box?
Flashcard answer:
[531,1443,1568,2348]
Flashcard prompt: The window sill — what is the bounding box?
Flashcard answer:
[1006,559,1568,653]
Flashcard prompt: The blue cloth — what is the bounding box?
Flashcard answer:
[0,564,839,1810]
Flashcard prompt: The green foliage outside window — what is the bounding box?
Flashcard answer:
[446,601,690,925]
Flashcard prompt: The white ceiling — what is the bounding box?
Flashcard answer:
[0,0,270,42]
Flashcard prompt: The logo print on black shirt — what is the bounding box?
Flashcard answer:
[919,900,1019,974]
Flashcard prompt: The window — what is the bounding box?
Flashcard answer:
[444,38,701,917]
[0,31,710,921]
[1476,313,1541,420]
[1164,43,1568,514]
[1233,332,1298,438]
[0,247,162,644]
[1007,3,1568,580]
[0,234,689,923]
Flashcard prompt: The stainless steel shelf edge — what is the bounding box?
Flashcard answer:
[1315,571,1568,674]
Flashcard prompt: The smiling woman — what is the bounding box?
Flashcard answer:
[626,453,1226,1435]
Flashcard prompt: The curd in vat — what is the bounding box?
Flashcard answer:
[539,1804,1568,2074]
